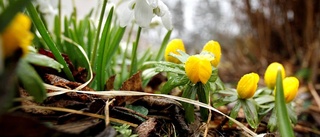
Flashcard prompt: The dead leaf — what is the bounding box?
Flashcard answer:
[136,117,157,137]
[120,71,142,91]
[105,75,116,90]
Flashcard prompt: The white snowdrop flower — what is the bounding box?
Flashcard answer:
[117,0,172,30]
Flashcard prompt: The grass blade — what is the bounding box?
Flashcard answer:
[275,70,294,137]
[155,30,172,61]
[26,3,74,81]
[93,7,114,90]
[90,0,108,66]
[129,26,142,76]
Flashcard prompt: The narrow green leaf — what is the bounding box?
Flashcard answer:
[161,75,189,94]
[101,26,126,89]
[181,83,197,123]
[155,30,172,61]
[17,59,46,102]
[197,83,210,121]
[267,109,277,132]
[242,99,259,129]
[27,3,74,81]
[129,26,142,76]
[229,100,241,126]
[25,53,63,72]
[275,70,294,137]
[93,6,114,90]
[287,104,297,124]
[169,50,189,63]
[254,95,275,105]
[90,0,108,65]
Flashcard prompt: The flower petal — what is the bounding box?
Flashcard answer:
[147,0,158,8]
[202,40,221,67]
[264,62,286,89]
[134,0,154,28]
[237,73,259,99]
[1,13,33,57]
[164,39,185,63]
[116,0,134,27]
[185,55,212,84]
[283,77,299,103]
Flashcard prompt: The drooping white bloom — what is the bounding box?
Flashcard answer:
[117,0,173,30]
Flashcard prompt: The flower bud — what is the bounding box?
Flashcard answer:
[264,62,285,89]
[237,73,260,99]
[202,40,221,67]
[164,39,186,63]
[1,13,33,57]
[283,77,299,103]
[185,55,212,84]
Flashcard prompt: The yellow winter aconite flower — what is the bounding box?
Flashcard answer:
[237,73,260,99]
[264,62,286,89]
[185,55,212,84]
[283,77,299,103]
[202,40,221,67]
[164,39,186,63]
[1,13,33,57]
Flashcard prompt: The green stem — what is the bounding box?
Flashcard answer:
[129,26,141,76]
[275,70,294,137]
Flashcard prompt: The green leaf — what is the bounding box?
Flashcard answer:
[254,95,274,105]
[90,0,108,65]
[267,109,277,132]
[275,70,294,137]
[129,26,141,76]
[155,30,172,61]
[222,95,238,102]
[17,59,46,102]
[287,103,297,124]
[197,83,210,121]
[161,75,189,94]
[181,83,197,123]
[241,99,259,129]
[258,103,274,115]
[169,50,190,63]
[27,3,74,81]
[229,100,241,126]
[93,6,114,90]
[24,53,63,72]
[125,105,148,116]
[213,77,225,90]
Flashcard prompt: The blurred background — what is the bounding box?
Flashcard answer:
[40,0,320,85]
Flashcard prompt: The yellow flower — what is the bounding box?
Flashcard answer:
[164,39,186,63]
[1,13,33,57]
[202,40,221,67]
[185,55,212,84]
[264,62,285,89]
[237,73,260,99]
[283,77,299,103]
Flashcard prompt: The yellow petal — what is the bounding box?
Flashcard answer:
[1,13,33,57]
[264,62,285,89]
[237,73,259,99]
[283,77,299,103]
[202,40,221,67]
[185,55,212,84]
[164,39,186,63]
